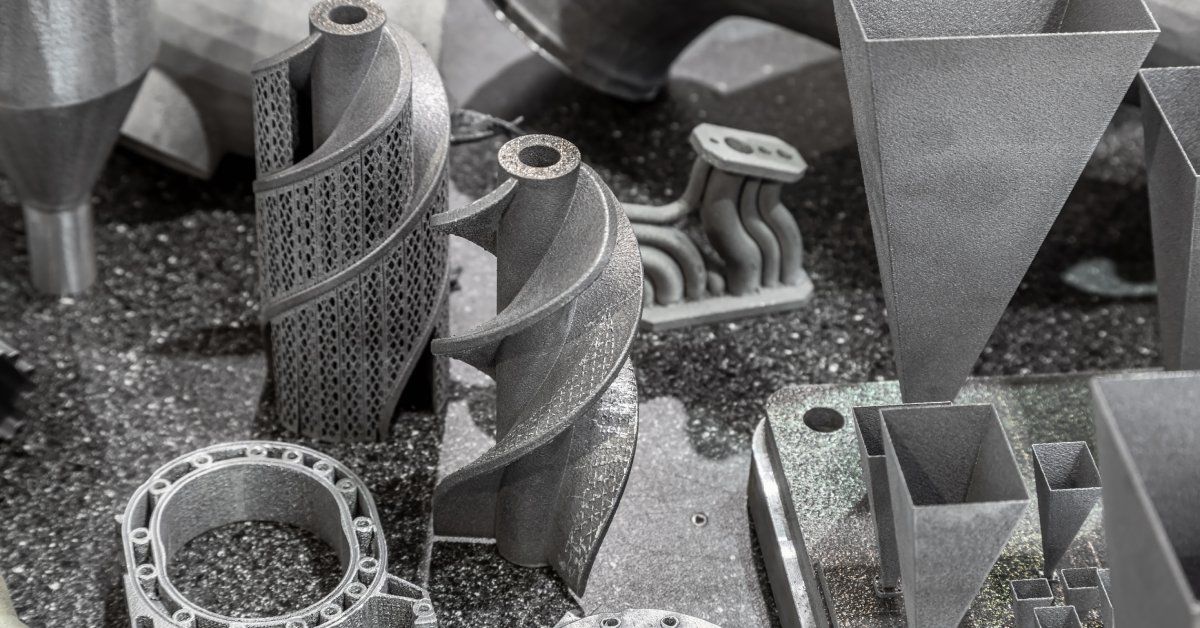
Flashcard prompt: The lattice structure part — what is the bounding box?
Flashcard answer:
[430,135,643,595]
[119,442,437,628]
[252,0,450,441]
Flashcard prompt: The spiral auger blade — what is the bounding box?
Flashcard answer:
[251,0,452,442]
[430,134,643,595]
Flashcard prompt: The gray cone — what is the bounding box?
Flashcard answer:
[880,404,1029,628]
[832,0,1159,402]
[1033,442,1102,578]
[1140,66,1200,370]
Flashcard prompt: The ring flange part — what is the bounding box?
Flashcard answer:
[120,442,436,627]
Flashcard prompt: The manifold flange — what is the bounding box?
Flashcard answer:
[119,441,437,627]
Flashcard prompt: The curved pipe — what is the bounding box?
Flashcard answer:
[700,169,762,296]
[623,159,712,224]
[758,181,806,286]
[632,223,707,301]
[738,179,783,289]
[640,245,687,306]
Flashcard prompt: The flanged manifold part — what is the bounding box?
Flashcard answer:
[119,442,437,627]
[557,609,722,627]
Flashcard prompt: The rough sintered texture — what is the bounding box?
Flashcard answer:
[0,7,1173,628]
[1094,372,1200,628]
[1033,442,1102,577]
[831,0,1158,403]
[766,375,1108,626]
[1140,67,1200,370]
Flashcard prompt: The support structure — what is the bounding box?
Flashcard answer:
[430,134,643,595]
[252,0,451,442]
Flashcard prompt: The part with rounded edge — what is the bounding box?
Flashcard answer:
[557,609,722,627]
[430,134,642,595]
[629,124,813,331]
[485,0,1194,101]
[252,0,451,442]
[0,0,158,295]
[120,441,437,627]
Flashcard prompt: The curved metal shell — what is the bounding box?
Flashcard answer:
[431,134,643,595]
[252,0,450,442]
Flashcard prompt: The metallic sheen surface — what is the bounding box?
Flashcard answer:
[753,373,1117,627]
[430,134,642,595]
[252,0,451,442]
[120,442,436,627]
[0,0,157,294]
[1033,442,1102,578]
[1093,372,1200,628]
[1139,67,1200,370]
[832,0,1158,402]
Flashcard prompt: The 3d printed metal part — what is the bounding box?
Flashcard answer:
[1093,371,1200,628]
[1140,66,1200,371]
[0,0,158,294]
[119,442,436,627]
[556,610,721,628]
[0,577,28,628]
[1097,568,1116,627]
[1011,579,1055,628]
[1060,567,1103,617]
[429,134,642,594]
[879,404,1030,627]
[1034,606,1083,628]
[252,0,451,442]
[832,0,1158,402]
[851,402,947,597]
[1032,442,1102,578]
[628,124,813,331]
[486,0,1195,101]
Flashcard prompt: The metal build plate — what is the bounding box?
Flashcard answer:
[640,281,814,332]
[690,123,807,183]
[751,373,1124,627]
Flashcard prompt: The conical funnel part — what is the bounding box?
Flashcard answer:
[1093,372,1200,627]
[832,0,1160,402]
[1033,442,1101,577]
[880,404,1029,627]
[1140,66,1200,370]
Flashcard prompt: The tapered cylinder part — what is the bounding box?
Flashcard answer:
[1139,67,1200,370]
[22,202,97,295]
[1012,579,1056,628]
[1033,442,1102,578]
[879,403,1029,628]
[832,0,1159,402]
[429,134,643,595]
[252,0,451,441]
[0,0,157,295]
[1093,372,1200,628]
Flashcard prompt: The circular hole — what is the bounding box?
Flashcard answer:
[322,605,340,617]
[348,583,366,595]
[151,479,171,492]
[415,602,433,615]
[192,454,212,466]
[131,528,150,541]
[518,145,561,169]
[355,518,371,529]
[170,521,342,618]
[337,479,354,489]
[803,407,845,433]
[777,149,793,160]
[602,619,622,627]
[724,136,754,154]
[757,146,770,154]
[328,5,368,24]
[172,609,193,621]
[137,565,157,578]
[691,513,708,527]
[247,446,266,457]
[661,618,679,627]
[360,557,378,570]
[284,450,301,461]
[285,621,307,628]
[708,137,719,144]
